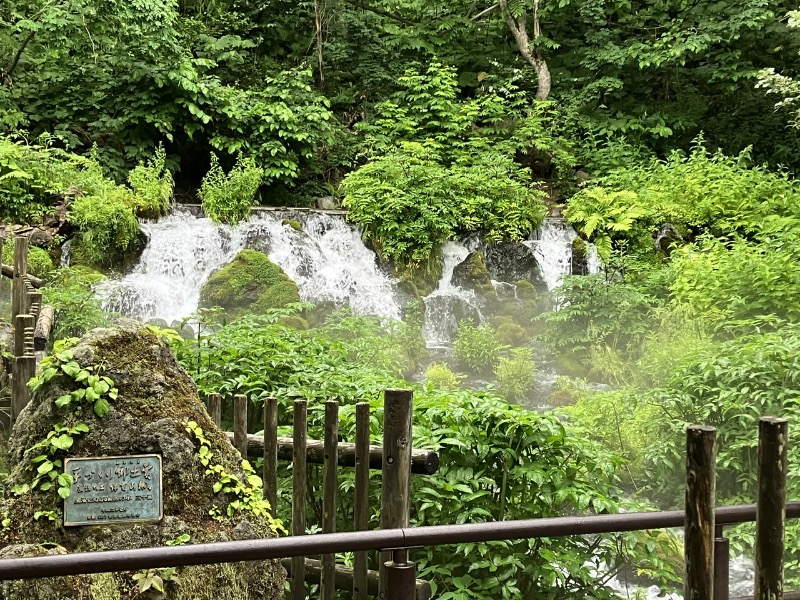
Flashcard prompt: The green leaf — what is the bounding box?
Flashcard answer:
[93,398,110,417]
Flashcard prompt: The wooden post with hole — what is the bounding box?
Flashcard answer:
[685,425,716,600]
[379,389,413,599]
[754,417,788,600]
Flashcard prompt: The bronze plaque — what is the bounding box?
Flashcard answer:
[63,455,163,526]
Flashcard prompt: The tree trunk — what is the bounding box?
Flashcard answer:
[498,0,551,100]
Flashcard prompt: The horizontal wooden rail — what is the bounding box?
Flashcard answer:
[224,431,439,475]
[1,502,798,580]
[0,265,41,288]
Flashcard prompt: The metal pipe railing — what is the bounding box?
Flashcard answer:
[1,502,798,581]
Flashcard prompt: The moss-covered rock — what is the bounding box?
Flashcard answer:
[1,320,285,599]
[494,321,529,346]
[514,280,537,301]
[281,219,302,231]
[200,250,300,319]
[452,252,496,299]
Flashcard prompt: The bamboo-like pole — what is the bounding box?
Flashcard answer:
[380,389,413,597]
[754,417,788,600]
[321,400,339,600]
[292,399,308,600]
[685,425,717,600]
[354,402,370,600]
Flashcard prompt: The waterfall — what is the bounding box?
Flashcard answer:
[422,240,483,348]
[96,207,402,325]
[523,218,600,290]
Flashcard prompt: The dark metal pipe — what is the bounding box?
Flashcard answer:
[1,503,799,581]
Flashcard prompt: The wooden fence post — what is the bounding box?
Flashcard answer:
[754,417,788,600]
[380,389,413,599]
[11,313,36,425]
[685,425,716,600]
[292,399,308,600]
[321,400,339,600]
[207,393,221,428]
[233,394,248,459]
[11,236,27,322]
[354,402,370,600]
[263,396,278,512]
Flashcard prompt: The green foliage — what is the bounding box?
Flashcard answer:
[495,348,536,403]
[126,145,173,218]
[453,320,506,375]
[342,142,546,269]
[199,154,262,224]
[668,231,800,331]
[170,315,679,599]
[314,310,427,378]
[424,362,461,391]
[1,237,54,279]
[185,420,282,532]
[69,191,140,267]
[132,567,179,594]
[12,422,87,499]
[30,345,119,418]
[42,266,110,340]
[540,275,663,367]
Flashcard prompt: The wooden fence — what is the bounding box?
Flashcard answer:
[1,235,52,430]
[209,388,437,600]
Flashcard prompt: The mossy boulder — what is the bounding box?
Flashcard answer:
[200,250,300,319]
[0,320,284,599]
[452,252,496,299]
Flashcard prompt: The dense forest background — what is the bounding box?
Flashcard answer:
[6,1,800,599]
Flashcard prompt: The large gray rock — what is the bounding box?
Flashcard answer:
[1,320,285,599]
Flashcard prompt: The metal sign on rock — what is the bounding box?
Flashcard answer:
[63,455,163,526]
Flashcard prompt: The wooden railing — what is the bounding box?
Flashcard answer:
[212,389,437,600]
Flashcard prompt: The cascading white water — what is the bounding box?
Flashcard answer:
[523,218,577,290]
[96,207,402,325]
[422,240,483,348]
[523,218,601,290]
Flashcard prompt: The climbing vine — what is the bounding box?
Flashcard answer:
[185,421,282,533]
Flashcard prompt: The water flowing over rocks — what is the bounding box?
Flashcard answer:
[97,207,402,326]
[0,320,285,600]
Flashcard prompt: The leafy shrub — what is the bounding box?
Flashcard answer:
[1,237,54,279]
[424,362,460,391]
[199,154,262,224]
[565,141,800,262]
[315,309,427,378]
[69,191,141,267]
[342,143,546,269]
[669,230,800,331]
[127,146,173,218]
[495,348,536,402]
[540,274,663,365]
[42,266,110,340]
[0,137,48,223]
[453,320,506,374]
